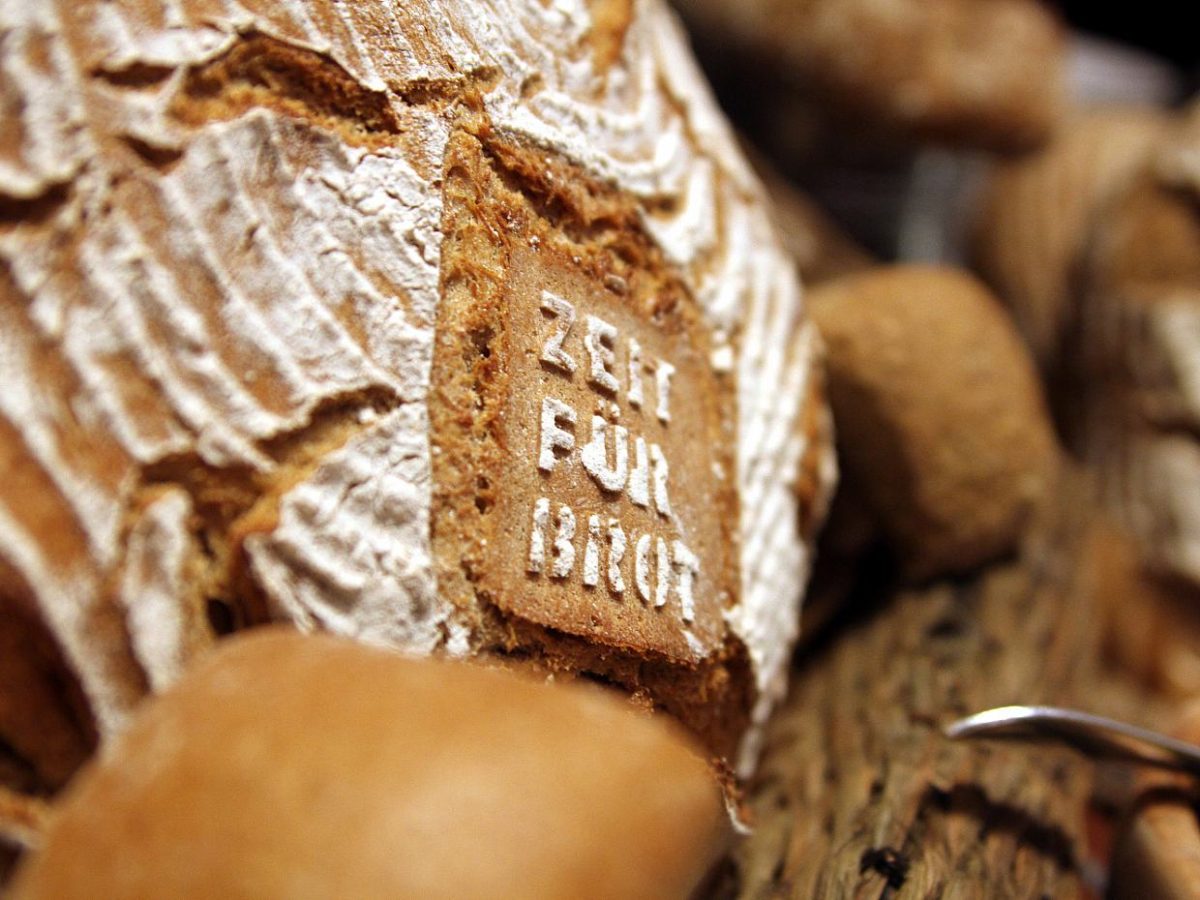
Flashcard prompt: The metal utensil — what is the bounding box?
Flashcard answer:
[945,705,1200,778]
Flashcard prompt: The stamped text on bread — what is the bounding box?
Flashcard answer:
[525,289,701,624]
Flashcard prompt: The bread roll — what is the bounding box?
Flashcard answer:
[1084,519,1200,697]
[10,630,728,899]
[810,266,1057,579]
[673,0,1066,153]
[0,0,833,787]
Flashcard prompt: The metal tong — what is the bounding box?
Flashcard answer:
[945,705,1200,778]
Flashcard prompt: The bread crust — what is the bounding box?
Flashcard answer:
[0,0,832,783]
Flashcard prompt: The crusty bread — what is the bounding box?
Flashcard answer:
[1072,103,1200,590]
[973,108,1170,368]
[810,266,1058,580]
[0,0,833,805]
[10,630,729,899]
[1083,518,1200,698]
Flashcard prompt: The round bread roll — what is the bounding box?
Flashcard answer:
[0,0,834,793]
[809,266,1058,579]
[10,630,728,899]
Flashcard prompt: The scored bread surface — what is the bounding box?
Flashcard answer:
[0,0,833,778]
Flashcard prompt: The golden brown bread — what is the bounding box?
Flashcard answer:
[11,630,728,900]
[1084,519,1200,698]
[0,788,46,885]
[0,0,833,791]
[810,266,1058,579]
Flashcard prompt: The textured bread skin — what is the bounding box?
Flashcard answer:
[1086,518,1200,698]
[11,630,729,899]
[810,266,1057,580]
[0,0,832,800]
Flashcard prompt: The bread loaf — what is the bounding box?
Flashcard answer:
[0,0,833,799]
[11,630,729,899]
[1074,103,1200,589]
[973,108,1169,368]
[0,789,45,886]
[1084,519,1200,697]
[810,266,1057,579]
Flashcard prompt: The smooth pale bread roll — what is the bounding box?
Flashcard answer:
[11,630,728,900]
[810,266,1058,579]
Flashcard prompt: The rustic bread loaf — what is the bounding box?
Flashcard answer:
[0,790,45,887]
[1084,518,1200,698]
[0,0,833,808]
[973,108,1170,368]
[11,630,729,899]
[1073,103,1200,589]
[810,266,1057,580]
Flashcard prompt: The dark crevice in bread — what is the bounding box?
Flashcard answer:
[0,593,98,797]
[131,385,405,635]
[175,32,404,139]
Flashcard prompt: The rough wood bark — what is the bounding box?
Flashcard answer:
[726,470,1100,898]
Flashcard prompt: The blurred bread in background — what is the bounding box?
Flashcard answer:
[973,108,1171,369]
[809,266,1058,580]
[673,0,1066,154]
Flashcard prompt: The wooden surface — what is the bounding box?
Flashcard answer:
[725,472,1100,898]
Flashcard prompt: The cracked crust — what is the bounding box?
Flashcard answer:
[0,0,833,798]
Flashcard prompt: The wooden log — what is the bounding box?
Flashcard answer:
[726,471,1101,897]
